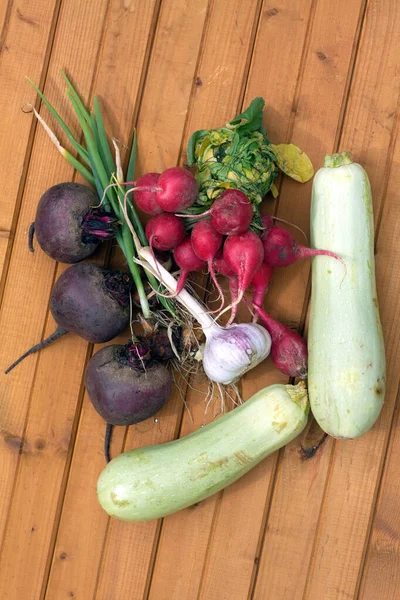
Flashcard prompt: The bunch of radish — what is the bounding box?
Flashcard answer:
[132,180,344,381]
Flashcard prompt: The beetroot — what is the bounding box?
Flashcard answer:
[133,172,163,216]
[85,343,172,426]
[174,236,206,294]
[263,226,343,269]
[85,341,172,461]
[145,213,186,251]
[254,305,308,378]
[31,182,118,263]
[156,167,198,212]
[5,262,131,374]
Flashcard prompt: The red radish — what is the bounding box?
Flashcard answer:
[145,213,185,251]
[263,226,344,269]
[210,190,253,235]
[260,213,308,243]
[156,167,198,212]
[251,262,274,308]
[191,219,224,308]
[178,189,253,234]
[260,214,274,239]
[213,250,235,278]
[174,236,206,294]
[223,230,264,309]
[254,305,308,378]
[133,173,163,215]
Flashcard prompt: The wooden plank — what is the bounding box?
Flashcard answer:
[44,2,208,599]
[94,2,253,598]
[0,0,61,285]
[305,180,400,597]
[0,0,114,597]
[244,0,400,597]
[300,2,400,598]
[146,2,318,599]
[39,2,161,599]
[360,404,400,598]
[135,0,209,175]
[247,0,383,598]
[0,0,109,560]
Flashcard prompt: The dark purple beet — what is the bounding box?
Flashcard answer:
[49,262,131,342]
[5,262,132,374]
[32,182,118,263]
[85,343,173,461]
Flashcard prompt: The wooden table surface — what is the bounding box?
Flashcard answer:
[1,1,400,598]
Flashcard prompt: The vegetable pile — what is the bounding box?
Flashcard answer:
[5,72,386,522]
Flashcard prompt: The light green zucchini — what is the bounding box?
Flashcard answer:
[97,382,309,522]
[308,152,385,438]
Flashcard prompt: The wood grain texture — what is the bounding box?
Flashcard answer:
[0,0,399,598]
[0,0,61,286]
[43,3,162,599]
[253,1,400,598]
[147,2,265,599]
[0,0,113,597]
[0,0,113,573]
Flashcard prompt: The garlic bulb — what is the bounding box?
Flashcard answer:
[138,246,272,385]
[202,323,271,385]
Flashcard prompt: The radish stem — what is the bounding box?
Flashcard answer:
[94,96,116,176]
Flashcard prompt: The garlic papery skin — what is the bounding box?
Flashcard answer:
[202,323,272,385]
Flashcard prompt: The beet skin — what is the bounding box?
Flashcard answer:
[35,182,104,263]
[50,262,131,343]
[85,345,172,426]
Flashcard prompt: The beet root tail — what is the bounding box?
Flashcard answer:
[28,222,35,253]
[104,423,114,463]
[5,327,69,374]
